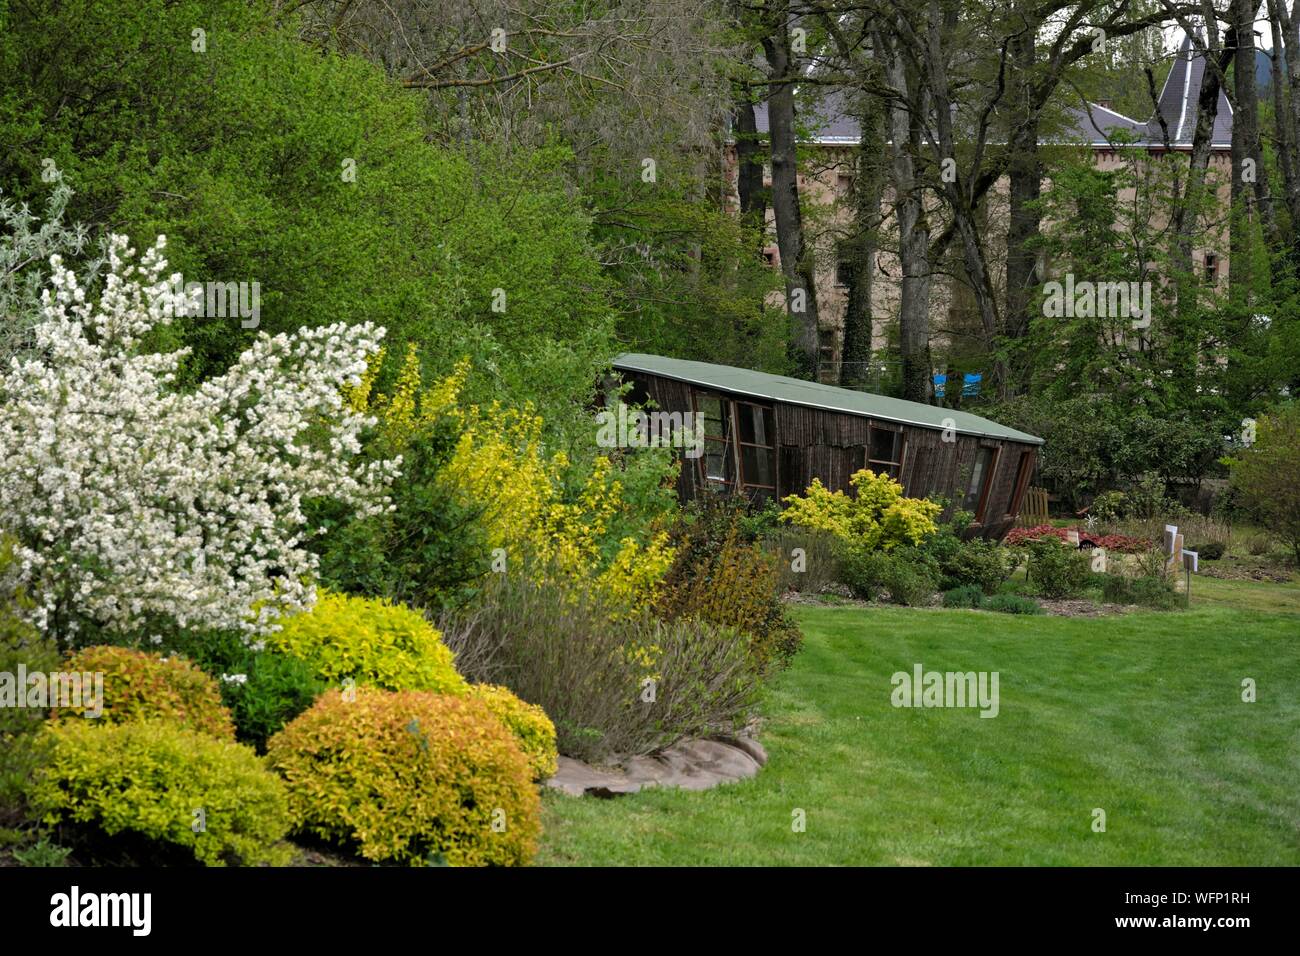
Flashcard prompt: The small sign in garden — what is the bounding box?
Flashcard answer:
[1164,525,1184,577]
[1181,548,1199,606]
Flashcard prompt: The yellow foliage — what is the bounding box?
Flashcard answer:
[348,348,674,611]
[266,688,540,866]
[466,683,558,781]
[269,591,468,696]
[780,469,940,551]
[30,719,291,866]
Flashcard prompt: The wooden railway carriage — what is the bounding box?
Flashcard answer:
[612,353,1045,541]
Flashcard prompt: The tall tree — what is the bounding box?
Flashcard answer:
[760,1,823,378]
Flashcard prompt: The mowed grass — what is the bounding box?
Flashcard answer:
[538,591,1300,866]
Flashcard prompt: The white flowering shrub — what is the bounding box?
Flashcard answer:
[0,234,399,644]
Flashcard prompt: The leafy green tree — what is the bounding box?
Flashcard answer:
[0,0,615,428]
[1226,403,1300,565]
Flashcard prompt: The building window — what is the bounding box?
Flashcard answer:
[735,401,776,503]
[694,392,735,490]
[1006,450,1034,519]
[867,424,905,479]
[692,391,776,503]
[1204,252,1218,284]
[961,446,999,522]
[835,259,855,288]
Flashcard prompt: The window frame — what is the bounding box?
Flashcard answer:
[963,443,1001,524]
[866,423,907,479]
[1005,450,1035,520]
[691,389,736,491]
[691,390,777,502]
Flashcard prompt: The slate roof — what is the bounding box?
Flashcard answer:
[750,35,1231,150]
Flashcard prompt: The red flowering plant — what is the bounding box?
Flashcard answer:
[1003,525,1152,554]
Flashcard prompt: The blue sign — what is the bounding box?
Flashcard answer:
[933,374,947,398]
[962,373,982,397]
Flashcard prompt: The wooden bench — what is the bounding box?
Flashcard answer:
[1016,486,1049,527]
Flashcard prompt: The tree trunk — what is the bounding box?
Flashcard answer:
[1233,0,1276,249]
[1265,0,1300,243]
[733,87,767,230]
[1003,25,1041,397]
[1172,39,1230,309]
[841,97,885,389]
[880,29,932,403]
[762,10,821,380]
[1272,0,1300,244]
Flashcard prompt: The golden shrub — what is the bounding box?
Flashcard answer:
[52,645,236,740]
[265,687,541,866]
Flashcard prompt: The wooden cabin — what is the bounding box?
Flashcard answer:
[612,353,1044,541]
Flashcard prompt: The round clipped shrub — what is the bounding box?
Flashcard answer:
[266,687,540,866]
[52,645,235,740]
[467,683,558,780]
[269,591,469,695]
[1195,541,1226,561]
[981,593,1042,615]
[27,719,291,866]
[942,585,985,609]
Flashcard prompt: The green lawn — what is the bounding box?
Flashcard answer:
[539,591,1300,866]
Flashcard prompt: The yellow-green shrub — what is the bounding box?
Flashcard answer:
[27,719,291,866]
[467,683,558,780]
[51,645,236,740]
[780,469,941,551]
[266,687,540,866]
[269,591,469,695]
[345,349,675,612]
[657,520,802,674]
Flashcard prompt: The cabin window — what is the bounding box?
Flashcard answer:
[695,392,735,489]
[1006,450,1034,519]
[961,445,998,522]
[692,391,776,503]
[735,401,776,503]
[867,424,905,478]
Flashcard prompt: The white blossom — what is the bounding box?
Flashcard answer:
[0,234,399,644]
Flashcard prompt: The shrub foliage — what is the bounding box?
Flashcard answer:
[266,688,540,866]
[53,646,235,741]
[466,683,559,781]
[28,719,291,866]
[270,591,468,696]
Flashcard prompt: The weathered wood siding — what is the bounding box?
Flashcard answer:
[623,370,1037,541]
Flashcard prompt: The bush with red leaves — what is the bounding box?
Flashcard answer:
[1003,525,1152,554]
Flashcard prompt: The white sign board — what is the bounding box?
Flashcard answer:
[1182,549,1198,573]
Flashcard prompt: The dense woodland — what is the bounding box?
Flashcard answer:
[3,0,1297,505]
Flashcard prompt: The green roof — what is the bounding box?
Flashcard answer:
[612,353,1043,446]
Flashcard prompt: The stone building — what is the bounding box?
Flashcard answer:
[728,36,1233,385]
